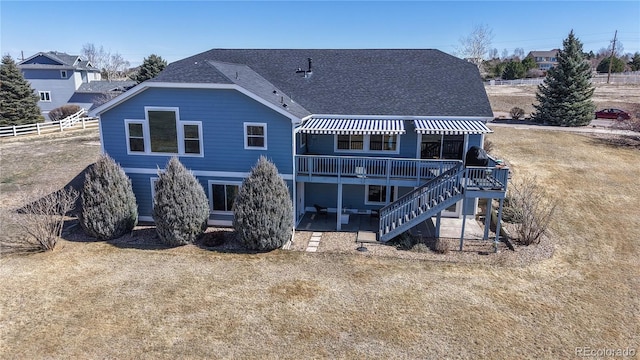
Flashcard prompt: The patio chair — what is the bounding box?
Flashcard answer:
[314,204,328,217]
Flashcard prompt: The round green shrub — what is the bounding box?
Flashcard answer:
[80,155,138,240]
[153,157,209,246]
[233,156,293,251]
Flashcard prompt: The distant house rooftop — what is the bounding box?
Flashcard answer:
[18,51,100,72]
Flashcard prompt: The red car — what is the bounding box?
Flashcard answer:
[595,108,631,120]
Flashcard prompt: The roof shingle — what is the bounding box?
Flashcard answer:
[151,49,493,118]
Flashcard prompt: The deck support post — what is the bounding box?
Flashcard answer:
[483,198,492,240]
[336,183,343,231]
[494,198,504,253]
[459,197,467,251]
[435,211,441,238]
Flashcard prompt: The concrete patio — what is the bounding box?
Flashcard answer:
[295,211,486,240]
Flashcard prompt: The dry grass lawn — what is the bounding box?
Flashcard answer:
[1,123,639,358]
[485,83,640,118]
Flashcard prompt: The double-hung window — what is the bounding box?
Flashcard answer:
[244,122,267,150]
[369,134,398,151]
[336,134,398,153]
[39,91,51,102]
[209,182,240,213]
[337,134,364,150]
[127,122,145,152]
[125,107,203,156]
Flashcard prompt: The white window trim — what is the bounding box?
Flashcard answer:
[125,119,146,153]
[123,107,204,157]
[182,121,203,155]
[334,134,401,154]
[364,185,398,205]
[39,91,51,102]
[60,70,67,78]
[244,122,267,150]
[208,180,242,215]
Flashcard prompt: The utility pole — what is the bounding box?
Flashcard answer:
[607,30,617,84]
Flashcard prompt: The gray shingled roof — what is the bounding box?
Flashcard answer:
[18,51,99,72]
[527,50,559,58]
[76,80,136,93]
[151,49,493,118]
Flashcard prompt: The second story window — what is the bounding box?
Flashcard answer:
[60,70,67,78]
[39,91,51,102]
[127,122,145,152]
[336,134,399,153]
[149,110,179,153]
[244,123,267,150]
[124,107,202,156]
[337,134,364,150]
[369,134,397,151]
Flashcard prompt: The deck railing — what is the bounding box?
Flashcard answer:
[295,155,460,181]
[379,163,464,240]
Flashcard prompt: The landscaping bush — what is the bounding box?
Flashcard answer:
[79,155,138,240]
[504,176,557,245]
[233,156,293,251]
[432,238,450,254]
[411,242,430,253]
[48,104,82,121]
[6,187,78,252]
[510,107,525,120]
[389,231,418,250]
[153,157,209,246]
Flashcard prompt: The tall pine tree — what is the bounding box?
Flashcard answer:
[532,31,595,126]
[0,55,44,126]
[130,54,167,84]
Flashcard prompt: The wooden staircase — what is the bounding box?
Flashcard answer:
[378,163,465,242]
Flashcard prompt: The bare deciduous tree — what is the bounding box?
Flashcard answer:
[489,48,499,60]
[81,43,131,81]
[4,187,79,252]
[81,43,109,71]
[457,24,494,65]
[513,47,525,60]
[505,176,557,246]
[103,53,130,81]
[501,48,509,60]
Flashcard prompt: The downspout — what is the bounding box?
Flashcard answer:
[291,123,297,245]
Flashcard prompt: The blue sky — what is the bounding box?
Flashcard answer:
[2,1,639,66]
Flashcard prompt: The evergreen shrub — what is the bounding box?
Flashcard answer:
[80,155,138,240]
[153,157,209,246]
[233,156,293,251]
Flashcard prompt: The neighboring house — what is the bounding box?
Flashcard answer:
[18,51,133,119]
[526,49,559,71]
[90,49,509,242]
[68,80,136,111]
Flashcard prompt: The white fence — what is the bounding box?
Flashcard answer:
[0,109,99,138]
[487,72,640,86]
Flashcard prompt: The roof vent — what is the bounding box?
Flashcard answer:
[295,57,313,78]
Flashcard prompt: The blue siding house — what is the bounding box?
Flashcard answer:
[91,49,508,243]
